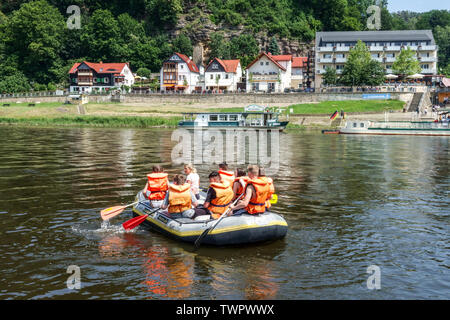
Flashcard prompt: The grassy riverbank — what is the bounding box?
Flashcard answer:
[0,99,406,129]
[0,115,181,128]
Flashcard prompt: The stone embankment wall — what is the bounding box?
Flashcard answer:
[0,92,414,107]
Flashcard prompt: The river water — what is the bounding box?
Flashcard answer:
[0,126,448,300]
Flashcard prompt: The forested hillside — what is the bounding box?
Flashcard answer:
[0,0,449,92]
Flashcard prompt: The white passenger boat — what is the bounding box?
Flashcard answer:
[339,120,450,136]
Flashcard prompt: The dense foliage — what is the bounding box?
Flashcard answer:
[0,0,449,92]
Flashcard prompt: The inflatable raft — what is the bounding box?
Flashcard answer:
[132,192,288,246]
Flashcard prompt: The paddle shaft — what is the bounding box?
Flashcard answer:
[122,207,161,231]
[194,191,246,248]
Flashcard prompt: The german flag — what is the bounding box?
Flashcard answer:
[330,110,339,120]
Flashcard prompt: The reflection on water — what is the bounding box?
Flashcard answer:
[0,126,448,300]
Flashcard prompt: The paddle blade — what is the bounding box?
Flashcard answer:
[100,205,126,221]
[269,194,278,204]
[122,214,148,231]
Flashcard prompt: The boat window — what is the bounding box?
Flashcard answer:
[209,115,218,121]
[353,123,357,128]
[229,115,238,121]
[360,123,365,128]
[219,115,227,121]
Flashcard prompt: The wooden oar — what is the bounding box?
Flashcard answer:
[122,214,148,231]
[194,192,245,249]
[100,201,140,221]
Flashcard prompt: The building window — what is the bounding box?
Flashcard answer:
[225,74,229,79]
[421,64,429,69]
[260,62,264,66]
[266,62,269,65]
[180,65,183,69]
[324,54,332,58]
[210,74,213,80]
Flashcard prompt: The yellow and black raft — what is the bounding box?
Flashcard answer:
[132,191,288,246]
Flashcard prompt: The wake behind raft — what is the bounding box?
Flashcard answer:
[132,191,288,246]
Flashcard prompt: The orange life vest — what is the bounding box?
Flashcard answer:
[245,178,270,214]
[218,170,235,186]
[209,181,234,219]
[168,183,192,214]
[260,177,275,209]
[146,172,169,201]
[233,176,250,198]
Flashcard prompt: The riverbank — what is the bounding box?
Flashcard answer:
[0,99,406,129]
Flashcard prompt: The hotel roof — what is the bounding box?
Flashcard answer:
[316,30,435,45]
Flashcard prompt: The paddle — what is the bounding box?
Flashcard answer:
[270,194,278,204]
[122,214,148,231]
[100,201,141,221]
[194,192,245,249]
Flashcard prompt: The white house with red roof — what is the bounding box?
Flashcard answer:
[160,53,202,93]
[246,52,292,93]
[204,58,242,92]
[69,61,134,93]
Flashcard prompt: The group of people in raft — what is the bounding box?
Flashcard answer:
[142,163,275,220]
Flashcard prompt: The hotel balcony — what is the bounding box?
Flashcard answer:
[385,46,402,51]
[335,57,347,63]
[421,68,436,74]
[335,46,349,52]
[419,57,437,62]
[369,46,384,51]
[419,45,437,51]
[372,57,383,62]
[318,58,333,63]
[318,46,334,52]
[385,57,396,63]
[385,69,393,74]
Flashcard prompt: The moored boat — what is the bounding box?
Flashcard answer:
[339,120,450,136]
[178,105,289,130]
[132,191,288,246]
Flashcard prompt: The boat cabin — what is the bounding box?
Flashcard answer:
[179,112,283,128]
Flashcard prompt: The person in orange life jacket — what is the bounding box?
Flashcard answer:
[258,167,275,211]
[232,168,250,201]
[193,171,234,220]
[161,174,198,219]
[143,165,169,208]
[218,162,235,187]
[229,165,270,215]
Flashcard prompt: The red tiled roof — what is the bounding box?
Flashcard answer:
[69,61,130,74]
[292,57,308,68]
[175,52,199,73]
[246,52,286,71]
[270,54,292,61]
[207,58,240,73]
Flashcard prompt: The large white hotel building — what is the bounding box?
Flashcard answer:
[314,30,438,88]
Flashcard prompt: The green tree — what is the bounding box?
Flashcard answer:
[209,32,230,59]
[323,66,338,85]
[341,40,385,86]
[268,37,280,55]
[172,34,193,56]
[0,72,31,93]
[434,25,450,69]
[2,0,65,84]
[392,48,421,76]
[136,67,151,78]
[81,9,121,61]
[145,0,183,28]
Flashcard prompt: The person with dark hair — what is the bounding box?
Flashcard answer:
[230,165,270,215]
[218,162,235,186]
[193,171,234,220]
[232,168,249,201]
[143,165,169,208]
[161,174,198,219]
